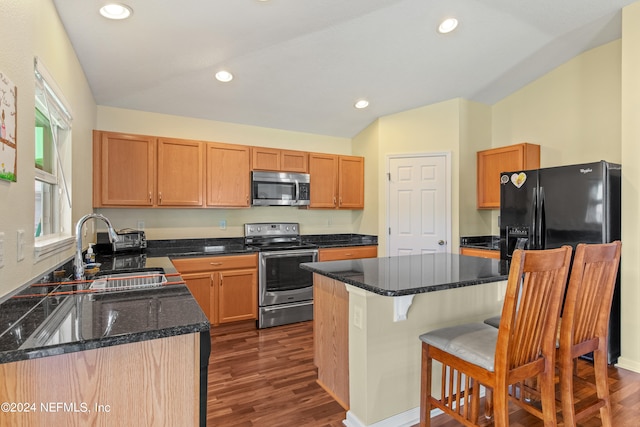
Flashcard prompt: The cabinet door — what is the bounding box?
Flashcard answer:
[218,269,257,323]
[206,142,251,207]
[309,153,338,208]
[477,143,539,209]
[157,138,204,206]
[338,155,364,209]
[96,132,155,206]
[181,272,216,325]
[281,150,309,173]
[251,147,280,171]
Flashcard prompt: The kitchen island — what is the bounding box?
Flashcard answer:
[301,253,509,427]
[0,256,209,426]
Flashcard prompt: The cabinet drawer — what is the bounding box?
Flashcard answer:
[318,246,377,262]
[172,253,257,273]
[460,247,500,259]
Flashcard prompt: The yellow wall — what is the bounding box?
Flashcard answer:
[95,106,359,239]
[0,0,97,298]
[619,2,640,372]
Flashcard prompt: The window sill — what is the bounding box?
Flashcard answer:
[34,235,74,263]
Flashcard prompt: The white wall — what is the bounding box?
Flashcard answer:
[0,0,97,298]
[619,1,640,372]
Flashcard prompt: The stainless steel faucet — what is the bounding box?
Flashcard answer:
[74,213,119,280]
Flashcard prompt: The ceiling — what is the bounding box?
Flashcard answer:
[53,0,635,138]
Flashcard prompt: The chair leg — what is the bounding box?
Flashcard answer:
[539,369,559,427]
[559,355,578,427]
[492,384,509,427]
[483,387,493,421]
[593,348,613,427]
[420,343,432,427]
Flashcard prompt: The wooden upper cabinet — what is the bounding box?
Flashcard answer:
[309,153,364,209]
[338,155,364,209]
[94,131,156,207]
[251,147,308,173]
[94,131,205,207]
[477,143,540,209]
[206,142,251,207]
[157,138,204,206]
[309,153,339,208]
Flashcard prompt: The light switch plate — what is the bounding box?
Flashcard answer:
[0,232,4,268]
[17,229,25,261]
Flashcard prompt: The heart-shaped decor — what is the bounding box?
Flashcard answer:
[511,172,527,188]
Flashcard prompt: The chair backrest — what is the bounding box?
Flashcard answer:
[494,246,573,373]
[559,241,621,354]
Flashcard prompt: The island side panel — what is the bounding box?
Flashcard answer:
[313,273,349,409]
[346,280,507,426]
[0,333,200,426]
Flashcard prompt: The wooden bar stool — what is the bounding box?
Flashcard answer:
[418,246,572,427]
[556,241,621,426]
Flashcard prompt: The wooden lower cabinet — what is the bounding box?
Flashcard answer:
[173,254,258,326]
[0,334,201,426]
[318,245,377,261]
[460,247,501,259]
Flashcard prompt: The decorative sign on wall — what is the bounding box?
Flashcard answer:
[0,71,17,182]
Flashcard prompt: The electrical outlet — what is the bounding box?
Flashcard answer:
[219,220,227,230]
[0,232,4,268]
[17,229,25,262]
[353,305,363,329]
[137,220,145,231]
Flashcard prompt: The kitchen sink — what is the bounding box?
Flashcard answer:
[90,269,167,291]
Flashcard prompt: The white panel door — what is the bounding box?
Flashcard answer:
[388,154,450,256]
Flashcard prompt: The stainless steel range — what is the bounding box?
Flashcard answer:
[244,223,318,328]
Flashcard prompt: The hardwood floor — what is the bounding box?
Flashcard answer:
[207,320,346,427]
[207,320,640,426]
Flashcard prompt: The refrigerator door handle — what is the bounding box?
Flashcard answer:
[537,186,545,248]
[531,187,538,249]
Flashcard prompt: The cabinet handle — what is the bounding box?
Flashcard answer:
[345,253,352,257]
[148,192,152,203]
[210,262,222,266]
[159,192,162,204]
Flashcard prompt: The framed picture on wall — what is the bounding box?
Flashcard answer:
[0,71,17,182]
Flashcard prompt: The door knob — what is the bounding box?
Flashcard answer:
[438,240,446,246]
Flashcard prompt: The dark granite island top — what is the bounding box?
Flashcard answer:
[300,252,509,297]
[0,256,209,364]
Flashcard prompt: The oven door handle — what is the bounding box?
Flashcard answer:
[261,301,313,311]
[260,249,318,260]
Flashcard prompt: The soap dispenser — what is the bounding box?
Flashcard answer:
[85,243,96,263]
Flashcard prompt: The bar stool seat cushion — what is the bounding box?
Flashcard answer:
[484,315,501,328]
[419,323,498,372]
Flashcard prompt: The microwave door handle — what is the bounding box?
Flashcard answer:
[294,180,300,204]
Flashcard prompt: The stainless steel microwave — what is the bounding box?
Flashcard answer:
[251,171,311,206]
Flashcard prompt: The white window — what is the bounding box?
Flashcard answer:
[34,58,74,260]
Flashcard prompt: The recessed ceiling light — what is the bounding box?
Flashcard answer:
[99,3,132,20]
[215,70,234,83]
[438,18,458,34]
[354,99,369,109]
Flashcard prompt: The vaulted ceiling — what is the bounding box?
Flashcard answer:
[53,0,635,138]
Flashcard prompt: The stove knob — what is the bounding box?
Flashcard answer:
[257,226,261,232]
[285,226,290,231]
[292,225,297,231]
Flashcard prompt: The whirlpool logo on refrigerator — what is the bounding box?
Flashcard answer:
[580,168,593,174]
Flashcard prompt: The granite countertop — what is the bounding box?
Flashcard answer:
[0,256,209,363]
[142,233,378,258]
[300,253,509,297]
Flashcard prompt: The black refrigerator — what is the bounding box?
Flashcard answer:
[499,160,621,364]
